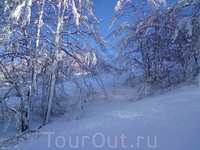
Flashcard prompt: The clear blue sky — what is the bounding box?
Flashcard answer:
[93,0,118,38]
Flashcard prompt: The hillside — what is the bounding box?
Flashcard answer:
[1,84,200,150]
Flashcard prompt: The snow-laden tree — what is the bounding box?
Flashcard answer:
[39,0,105,125]
[170,0,200,83]
[0,0,105,131]
[0,0,31,132]
[109,0,200,100]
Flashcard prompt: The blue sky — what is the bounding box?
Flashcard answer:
[93,0,118,38]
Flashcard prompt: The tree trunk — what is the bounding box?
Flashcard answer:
[43,63,57,125]
[43,0,65,125]
[0,99,5,120]
[29,0,44,128]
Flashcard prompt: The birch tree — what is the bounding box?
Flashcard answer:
[42,0,105,125]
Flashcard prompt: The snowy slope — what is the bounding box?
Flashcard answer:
[1,85,200,150]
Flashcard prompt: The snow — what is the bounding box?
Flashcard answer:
[172,16,193,41]
[114,0,131,12]
[1,80,200,150]
[147,0,166,8]
[72,0,81,26]
[11,1,26,21]
[23,0,33,25]
[114,0,123,12]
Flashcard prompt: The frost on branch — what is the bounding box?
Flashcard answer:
[23,0,33,25]
[71,0,80,26]
[147,0,166,8]
[10,1,25,21]
[114,0,131,12]
[114,0,166,12]
[172,17,193,41]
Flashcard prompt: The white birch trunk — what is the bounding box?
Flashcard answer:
[41,73,48,117]
[43,64,57,125]
[43,0,67,125]
[29,0,44,128]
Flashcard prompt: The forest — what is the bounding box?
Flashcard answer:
[0,0,199,149]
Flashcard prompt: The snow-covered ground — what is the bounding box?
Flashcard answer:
[1,81,200,150]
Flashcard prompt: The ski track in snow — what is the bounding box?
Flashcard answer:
[1,83,200,150]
